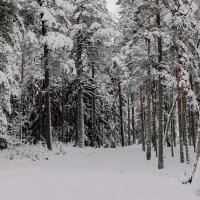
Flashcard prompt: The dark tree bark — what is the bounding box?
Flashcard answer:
[40,0,52,150]
[177,67,184,163]
[128,97,131,146]
[152,83,157,156]
[118,78,124,147]
[189,74,196,152]
[156,0,164,169]
[91,65,96,147]
[170,95,174,157]
[131,95,136,144]
[140,86,145,151]
[61,76,65,143]
[146,38,151,160]
[182,91,190,163]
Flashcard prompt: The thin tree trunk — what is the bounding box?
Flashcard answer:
[20,52,25,114]
[164,95,178,140]
[177,67,184,163]
[128,97,131,146]
[75,13,84,147]
[39,81,43,141]
[152,84,157,156]
[182,91,190,163]
[189,74,196,152]
[156,0,164,169]
[118,78,124,147]
[78,86,84,147]
[74,93,79,147]
[61,75,65,143]
[131,94,135,144]
[20,52,25,140]
[140,86,145,151]
[146,38,151,160]
[188,107,192,146]
[184,119,200,184]
[91,65,96,147]
[170,96,174,157]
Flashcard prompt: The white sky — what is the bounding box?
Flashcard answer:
[106,0,119,14]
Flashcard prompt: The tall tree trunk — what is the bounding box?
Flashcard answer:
[118,78,124,147]
[20,52,25,140]
[74,93,79,147]
[186,119,200,183]
[189,74,196,152]
[75,10,84,147]
[157,0,164,169]
[45,74,52,150]
[177,67,184,163]
[61,75,65,143]
[40,1,52,150]
[152,84,157,156]
[77,86,84,147]
[131,95,136,144]
[76,47,84,147]
[91,65,96,147]
[170,95,175,157]
[140,86,145,151]
[128,97,131,146]
[39,81,44,141]
[20,52,25,114]
[182,91,190,163]
[146,38,151,160]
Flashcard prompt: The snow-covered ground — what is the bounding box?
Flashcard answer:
[0,145,198,200]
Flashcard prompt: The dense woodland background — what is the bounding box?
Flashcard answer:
[1,0,200,172]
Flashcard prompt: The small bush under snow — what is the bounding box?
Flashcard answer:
[0,142,66,161]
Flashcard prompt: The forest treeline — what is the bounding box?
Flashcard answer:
[1,0,200,170]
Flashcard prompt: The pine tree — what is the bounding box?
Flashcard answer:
[0,0,20,137]
[19,0,73,148]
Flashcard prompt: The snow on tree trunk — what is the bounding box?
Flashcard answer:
[40,0,52,150]
[157,0,164,170]
[146,38,151,161]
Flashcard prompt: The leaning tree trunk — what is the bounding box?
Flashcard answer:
[156,0,164,169]
[184,119,200,184]
[194,122,200,172]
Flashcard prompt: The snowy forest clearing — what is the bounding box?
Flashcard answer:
[0,145,198,200]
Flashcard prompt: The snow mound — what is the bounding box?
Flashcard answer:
[0,142,66,161]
